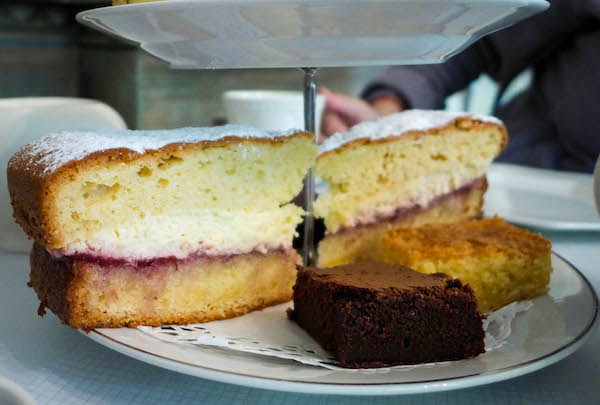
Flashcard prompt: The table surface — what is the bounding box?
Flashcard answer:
[1,230,599,405]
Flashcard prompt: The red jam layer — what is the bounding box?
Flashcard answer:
[58,248,296,273]
[332,176,486,235]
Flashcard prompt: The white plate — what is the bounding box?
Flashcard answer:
[76,0,548,69]
[485,164,600,231]
[85,253,598,396]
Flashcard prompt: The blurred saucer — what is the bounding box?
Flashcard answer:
[0,97,126,252]
[0,377,36,405]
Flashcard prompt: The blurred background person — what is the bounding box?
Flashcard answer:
[321,0,600,173]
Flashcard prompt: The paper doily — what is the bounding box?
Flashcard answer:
[138,301,533,371]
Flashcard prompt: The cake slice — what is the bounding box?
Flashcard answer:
[290,262,485,368]
[372,217,552,312]
[8,125,317,328]
[315,110,507,267]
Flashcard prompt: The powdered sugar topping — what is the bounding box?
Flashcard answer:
[14,125,299,174]
[319,110,503,154]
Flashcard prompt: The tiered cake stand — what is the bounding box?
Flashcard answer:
[71,1,600,395]
[77,0,548,265]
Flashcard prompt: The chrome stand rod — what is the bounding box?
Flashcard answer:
[302,67,317,266]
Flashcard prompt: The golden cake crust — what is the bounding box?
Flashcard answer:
[317,117,507,161]
[384,216,551,260]
[29,243,298,330]
[8,131,312,250]
[378,217,552,312]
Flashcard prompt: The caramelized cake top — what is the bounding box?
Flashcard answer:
[384,217,552,260]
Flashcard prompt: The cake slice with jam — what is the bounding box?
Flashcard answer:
[315,110,507,267]
[8,125,316,329]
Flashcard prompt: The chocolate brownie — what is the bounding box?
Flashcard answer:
[290,262,485,368]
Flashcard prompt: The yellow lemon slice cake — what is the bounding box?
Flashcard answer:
[372,217,552,312]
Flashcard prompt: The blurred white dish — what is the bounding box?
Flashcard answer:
[0,97,127,253]
[484,163,600,230]
[0,377,36,405]
[223,90,325,134]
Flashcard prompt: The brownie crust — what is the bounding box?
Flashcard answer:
[291,263,485,368]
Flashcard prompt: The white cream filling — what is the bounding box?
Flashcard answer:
[54,206,303,261]
[325,170,485,233]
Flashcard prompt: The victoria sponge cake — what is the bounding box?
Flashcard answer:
[8,125,317,329]
[315,110,507,267]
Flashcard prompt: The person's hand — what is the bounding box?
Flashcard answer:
[319,88,378,138]
[319,88,404,141]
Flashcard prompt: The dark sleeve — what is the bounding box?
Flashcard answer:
[362,0,598,109]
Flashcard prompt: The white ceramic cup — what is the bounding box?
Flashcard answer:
[222,90,325,136]
[0,97,127,253]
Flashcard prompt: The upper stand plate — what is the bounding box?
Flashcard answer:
[77,0,548,69]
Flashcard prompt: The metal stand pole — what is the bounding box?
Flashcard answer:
[302,67,317,266]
